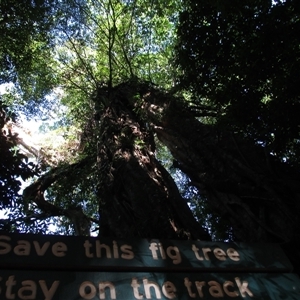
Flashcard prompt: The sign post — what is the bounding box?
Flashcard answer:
[0,233,299,299]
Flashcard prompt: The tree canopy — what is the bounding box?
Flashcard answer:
[176,0,300,163]
[1,0,300,273]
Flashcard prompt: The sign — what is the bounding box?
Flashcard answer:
[0,270,300,299]
[0,233,293,272]
[1,232,300,299]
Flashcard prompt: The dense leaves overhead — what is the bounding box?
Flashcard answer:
[0,0,87,114]
[176,0,300,164]
[0,0,55,82]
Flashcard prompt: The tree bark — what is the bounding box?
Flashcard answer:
[94,82,210,240]
[136,82,300,273]
[156,100,300,244]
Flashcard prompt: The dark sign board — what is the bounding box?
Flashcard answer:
[0,270,300,299]
[0,233,292,272]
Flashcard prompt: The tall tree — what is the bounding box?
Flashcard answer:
[2,0,192,237]
[2,0,300,275]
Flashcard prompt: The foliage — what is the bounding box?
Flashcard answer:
[176,0,300,164]
[0,0,55,103]
[0,0,53,82]
[0,0,87,116]
[55,0,178,95]
[0,102,36,208]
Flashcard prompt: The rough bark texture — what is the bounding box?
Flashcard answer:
[95,80,300,245]
[133,81,300,273]
[94,82,210,240]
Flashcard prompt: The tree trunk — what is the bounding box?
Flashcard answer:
[136,83,300,273]
[94,80,300,246]
[93,82,210,240]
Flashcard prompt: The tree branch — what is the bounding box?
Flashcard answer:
[23,158,93,235]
